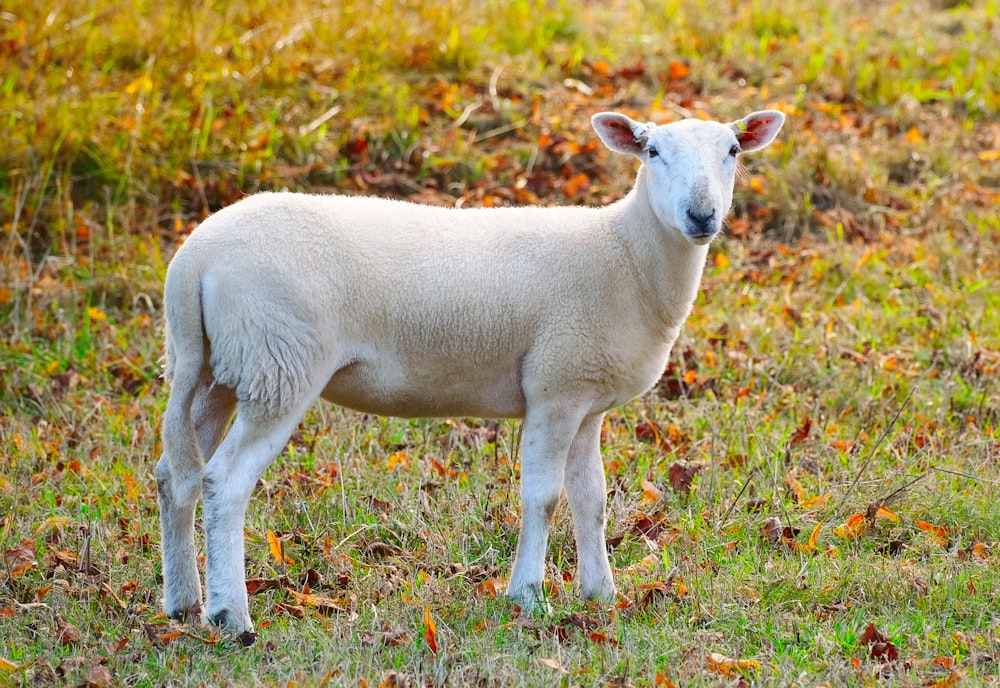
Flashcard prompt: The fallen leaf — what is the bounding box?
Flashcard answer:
[640,478,663,502]
[834,513,867,540]
[785,471,806,504]
[86,662,112,688]
[562,172,590,199]
[666,60,690,80]
[34,516,73,536]
[285,589,352,615]
[761,516,785,544]
[378,671,413,688]
[793,521,823,552]
[537,657,567,673]
[859,623,899,662]
[800,493,832,510]
[267,530,295,566]
[423,605,437,654]
[476,577,505,599]
[668,462,704,495]
[361,627,409,647]
[55,616,81,646]
[706,652,761,678]
[790,416,812,444]
[929,670,960,687]
[915,519,950,539]
[0,657,19,671]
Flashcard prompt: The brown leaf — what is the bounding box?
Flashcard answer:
[790,416,812,444]
[668,462,704,495]
[761,517,785,544]
[55,616,81,646]
[361,627,409,647]
[5,540,37,578]
[86,662,112,688]
[379,671,413,688]
[859,623,899,662]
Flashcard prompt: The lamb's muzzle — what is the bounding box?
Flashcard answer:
[156,109,785,633]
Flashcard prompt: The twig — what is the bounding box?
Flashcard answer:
[717,467,759,530]
[746,419,792,527]
[831,388,914,520]
[931,466,1000,485]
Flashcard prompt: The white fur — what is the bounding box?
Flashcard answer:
[156,110,785,633]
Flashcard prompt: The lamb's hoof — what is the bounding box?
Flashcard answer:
[166,601,202,625]
[207,608,254,637]
[508,586,552,615]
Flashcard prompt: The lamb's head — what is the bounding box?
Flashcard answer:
[592,110,785,245]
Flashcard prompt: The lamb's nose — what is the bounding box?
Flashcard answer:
[686,208,715,234]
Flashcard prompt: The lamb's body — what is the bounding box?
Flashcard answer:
[170,187,689,420]
[157,110,784,633]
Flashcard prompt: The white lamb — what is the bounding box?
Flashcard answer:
[156,109,785,633]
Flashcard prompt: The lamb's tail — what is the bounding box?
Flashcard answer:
[160,252,208,507]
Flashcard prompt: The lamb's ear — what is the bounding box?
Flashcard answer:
[731,110,785,153]
[592,112,653,156]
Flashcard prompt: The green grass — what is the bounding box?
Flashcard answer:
[2,0,999,685]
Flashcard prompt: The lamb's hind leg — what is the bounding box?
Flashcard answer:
[563,413,615,602]
[158,373,237,622]
[200,395,316,633]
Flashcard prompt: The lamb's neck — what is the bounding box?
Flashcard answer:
[602,168,711,333]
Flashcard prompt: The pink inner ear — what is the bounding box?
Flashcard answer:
[738,114,780,148]
[601,117,642,150]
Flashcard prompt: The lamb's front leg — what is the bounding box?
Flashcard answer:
[507,403,589,611]
[564,413,615,602]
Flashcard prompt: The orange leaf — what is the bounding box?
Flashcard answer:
[915,519,950,538]
[978,149,1000,162]
[806,521,823,550]
[386,452,409,470]
[285,589,350,613]
[476,578,505,599]
[423,605,438,654]
[706,652,760,678]
[930,671,961,688]
[785,472,806,504]
[906,125,924,144]
[640,478,663,503]
[834,513,867,540]
[562,172,590,199]
[267,530,294,566]
[667,61,690,80]
[800,493,832,510]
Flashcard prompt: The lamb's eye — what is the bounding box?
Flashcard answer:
[647,146,659,159]
[728,144,740,158]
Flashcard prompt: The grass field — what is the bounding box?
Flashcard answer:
[1,0,999,685]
